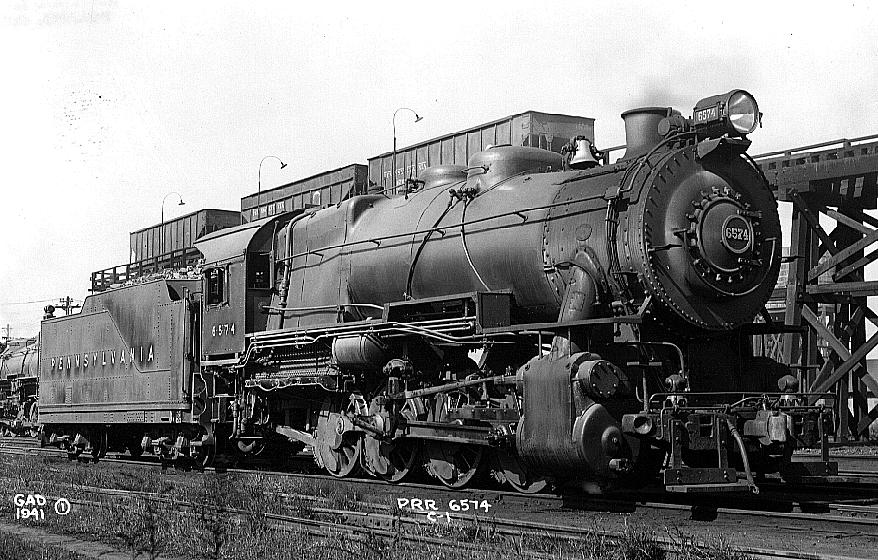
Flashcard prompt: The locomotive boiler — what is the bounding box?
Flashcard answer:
[39,89,837,493]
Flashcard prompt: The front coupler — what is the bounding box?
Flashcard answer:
[623,393,838,492]
[624,408,756,493]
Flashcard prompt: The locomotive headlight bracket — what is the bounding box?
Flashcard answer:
[691,89,762,138]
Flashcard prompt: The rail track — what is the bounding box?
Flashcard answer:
[3,435,878,526]
[2,434,878,560]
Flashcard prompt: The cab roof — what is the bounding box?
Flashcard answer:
[195,213,293,265]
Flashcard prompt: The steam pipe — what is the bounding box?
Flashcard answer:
[550,249,598,358]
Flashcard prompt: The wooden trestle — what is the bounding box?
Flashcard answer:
[754,133,878,439]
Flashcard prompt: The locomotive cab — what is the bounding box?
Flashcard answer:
[196,214,297,362]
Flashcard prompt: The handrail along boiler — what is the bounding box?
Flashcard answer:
[39,90,836,493]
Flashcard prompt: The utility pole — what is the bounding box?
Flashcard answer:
[58,297,82,316]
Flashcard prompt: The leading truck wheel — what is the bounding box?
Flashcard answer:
[424,441,484,489]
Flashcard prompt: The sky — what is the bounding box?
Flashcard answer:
[1,1,877,337]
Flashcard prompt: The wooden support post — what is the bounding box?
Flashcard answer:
[784,202,809,366]
[837,205,870,438]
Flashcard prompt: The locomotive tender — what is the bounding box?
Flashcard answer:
[39,90,837,493]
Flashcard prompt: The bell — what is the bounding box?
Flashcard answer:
[568,137,600,169]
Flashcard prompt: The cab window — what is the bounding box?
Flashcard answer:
[206,267,226,305]
[248,253,271,289]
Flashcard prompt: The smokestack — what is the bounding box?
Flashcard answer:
[620,107,671,160]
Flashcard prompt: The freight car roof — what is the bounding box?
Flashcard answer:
[367,110,595,159]
[240,163,366,208]
[128,208,240,235]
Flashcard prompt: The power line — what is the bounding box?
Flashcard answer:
[0,298,81,306]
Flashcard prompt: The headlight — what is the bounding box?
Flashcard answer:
[727,90,760,134]
[692,89,761,137]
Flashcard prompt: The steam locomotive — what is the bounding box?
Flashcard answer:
[37,90,837,493]
[0,339,40,437]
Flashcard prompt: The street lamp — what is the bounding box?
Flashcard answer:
[257,155,287,220]
[160,192,185,259]
[392,108,423,193]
